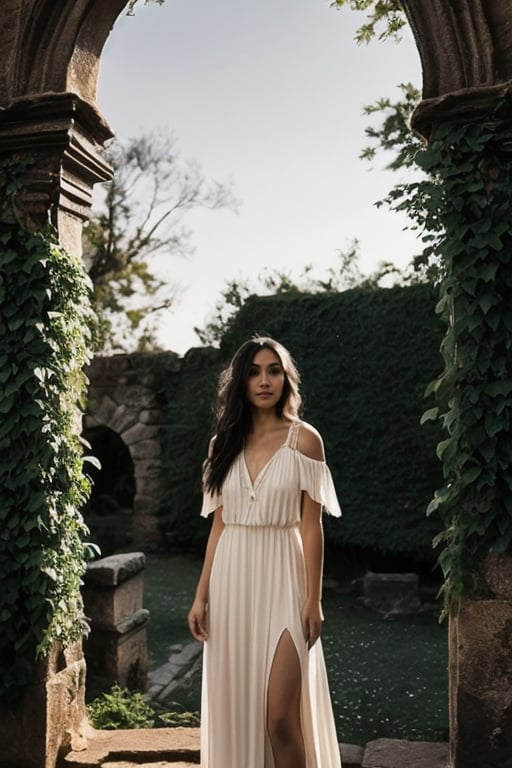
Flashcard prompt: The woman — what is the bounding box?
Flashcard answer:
[188,336,342,768]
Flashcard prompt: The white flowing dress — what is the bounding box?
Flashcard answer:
[200,420,342,768]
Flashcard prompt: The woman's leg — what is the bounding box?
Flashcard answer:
[267,630,306,768]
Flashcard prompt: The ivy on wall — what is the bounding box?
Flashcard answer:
[158,285,444,567]
[156,347,219,546]
[222,286,444,563]
[0,160,95,703]
[416,101,512,611]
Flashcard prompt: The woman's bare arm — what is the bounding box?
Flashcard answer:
[298,423,325,649]
[300,495,324,649]
[187,506,225,641]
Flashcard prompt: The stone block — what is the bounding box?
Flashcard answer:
[83,583,134,632]
[133,512,162,551]
[135,474,163,498]
[139,408,164,425]
[83,553,145,627]
[363,572,421,615]
[449,590,512,768]
[83,553,149,691]
[133,495,161,515]
[107,403,139,434]
[85,609,150,691]
[133,458,162,479]
[129,439,161,460]
[90,394,119,426]
[122,422,160,446]
[112,384,156,410]
[340,742,364,767]
[85,552,146,586]
[63,727,200,767]
[362,738,449,768]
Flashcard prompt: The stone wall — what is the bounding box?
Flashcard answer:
[85,352,180,551]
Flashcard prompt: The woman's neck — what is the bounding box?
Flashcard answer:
[250,409,287,435]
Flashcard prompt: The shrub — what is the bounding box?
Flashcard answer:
[86,685,156,729]
[86,684,200,730]
[158,285,444,566]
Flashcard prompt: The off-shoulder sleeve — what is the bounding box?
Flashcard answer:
[200,487,223,518]
[297,453,342,517]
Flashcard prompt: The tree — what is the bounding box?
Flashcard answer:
[127,0,165,14]
[361,81,422,171]
[83,130,236,352]
[194,241,414,346]
[330,0,406,43]
[360,83,445,282]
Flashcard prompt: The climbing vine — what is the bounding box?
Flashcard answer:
[415,99,512,612]
[0,159,96,704]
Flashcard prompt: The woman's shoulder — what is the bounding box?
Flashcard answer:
[294,420,325,462]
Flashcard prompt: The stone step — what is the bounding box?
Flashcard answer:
[101,764,195,768]
[63,727,200,768]
[64,728,448,768]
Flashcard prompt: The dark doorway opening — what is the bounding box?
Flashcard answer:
[83,425,136,556]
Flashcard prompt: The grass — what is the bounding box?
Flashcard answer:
[143,553,448,745]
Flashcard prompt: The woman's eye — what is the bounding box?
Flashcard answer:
[248,367,259,377]
[269,367,283,376]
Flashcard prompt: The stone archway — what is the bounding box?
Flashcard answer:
[85,352,177,551]
[0,4,135,766]
[401,4,512,767]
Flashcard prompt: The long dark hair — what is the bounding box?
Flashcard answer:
[204,336,302,494]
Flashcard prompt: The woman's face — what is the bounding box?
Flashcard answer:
[246,347,286,411]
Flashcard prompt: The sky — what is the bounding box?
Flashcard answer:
[96,0,422,354]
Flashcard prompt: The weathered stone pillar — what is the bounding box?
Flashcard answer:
[0,642,90,768]
[401,3,512,766]
[0,2,128,767]
[83,552,150,691]
[0,93,113,252]
[448,555,512,767]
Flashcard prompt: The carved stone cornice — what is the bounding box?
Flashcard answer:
[411,83,512,141]
[0,0,129,243]
[0,92,113,227]
[402,0,512,138]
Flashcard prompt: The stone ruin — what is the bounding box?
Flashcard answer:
[84,352,180,554]
[83,552,149,693]
[1,1,512,766]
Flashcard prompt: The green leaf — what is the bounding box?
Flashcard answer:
[478,292,499,315]
[484,412,504,438]
[420,406,439,424]
[461,465,482,485]
[485,380,512,398]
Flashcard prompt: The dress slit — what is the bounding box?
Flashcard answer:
[265,627,307,768]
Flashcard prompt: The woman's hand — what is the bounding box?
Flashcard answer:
[188,598,209,642]
[302,598,323,650]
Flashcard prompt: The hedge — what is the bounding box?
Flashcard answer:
[159,284,444,566]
